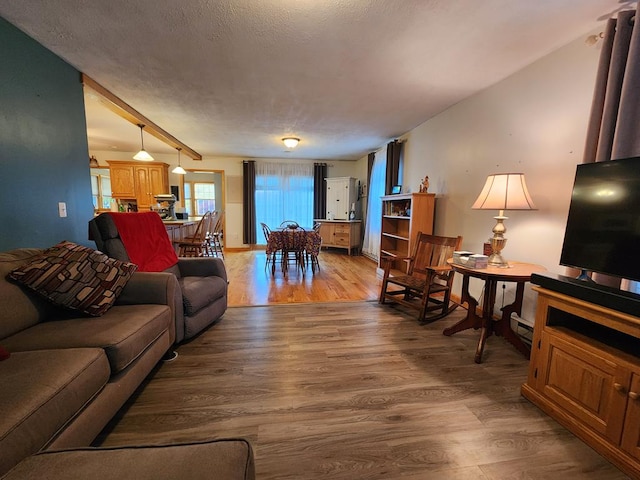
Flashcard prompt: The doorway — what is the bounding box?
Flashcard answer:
[179,170,224,218]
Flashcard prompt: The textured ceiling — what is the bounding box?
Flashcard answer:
[0,0,633,161]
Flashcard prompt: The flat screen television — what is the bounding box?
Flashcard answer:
[560,156,640,282]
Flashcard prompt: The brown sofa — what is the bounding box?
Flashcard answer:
[3,439,255,480]
[0,247,178,476]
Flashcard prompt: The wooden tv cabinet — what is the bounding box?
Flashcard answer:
[521,286,640,478]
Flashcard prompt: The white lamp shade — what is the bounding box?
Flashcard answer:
[133,149,154,161]
[472,173,536,211]
[282,137,300,149]
[172,165,186,174]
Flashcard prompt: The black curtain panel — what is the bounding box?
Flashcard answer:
[584,8,640,164]
[385,140,402,195]
[581,6,640,288]
[367,152,375,190]
[313,163,327,220]
[242,160,256,245]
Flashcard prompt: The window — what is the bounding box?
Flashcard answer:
[184,181,216,216]
[90,170,112,211]
[255,162,313,238]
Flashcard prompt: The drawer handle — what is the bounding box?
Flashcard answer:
[629,391,639,401]
[614,383,626,393]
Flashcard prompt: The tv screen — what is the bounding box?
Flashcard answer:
[560,157,640,282]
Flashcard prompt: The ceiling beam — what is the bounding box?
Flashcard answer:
[81,73,202,160]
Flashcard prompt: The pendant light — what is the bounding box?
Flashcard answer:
[172,147,186,174]
[133,124,154,161]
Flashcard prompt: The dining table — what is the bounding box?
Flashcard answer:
[265,227,322,274]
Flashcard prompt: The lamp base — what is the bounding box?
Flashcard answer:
[489,230,509,267]
[488,252,508,267]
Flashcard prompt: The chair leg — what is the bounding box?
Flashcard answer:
[378,280,388,304]
[310,254,319,273]
[212,234,224,258]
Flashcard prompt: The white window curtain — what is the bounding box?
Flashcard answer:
[362,149,386,261]
[255,161,314,237]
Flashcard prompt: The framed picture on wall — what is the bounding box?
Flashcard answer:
[391,185,402,194]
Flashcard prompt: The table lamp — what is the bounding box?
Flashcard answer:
[472,173,536,267]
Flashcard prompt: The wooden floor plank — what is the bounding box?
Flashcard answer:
[97,293,630,479]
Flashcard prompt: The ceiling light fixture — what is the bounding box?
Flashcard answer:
[133,124,154,161]
[172,147,186,174]
[282,137,300,149]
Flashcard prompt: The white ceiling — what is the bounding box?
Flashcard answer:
[0,1,634,161]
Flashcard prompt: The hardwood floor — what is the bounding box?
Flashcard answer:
[224,249,382,306]
[97,255,630,479]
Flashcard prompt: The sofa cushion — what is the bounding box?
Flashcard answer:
[2,438,255,480]
[1,304,170,374]
[8,241,137,317]
[180,276,227,316]
[0,248,59,340]
[0,349,110,476]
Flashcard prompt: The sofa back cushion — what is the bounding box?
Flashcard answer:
[0,249,59,340]
[88,214,131,262]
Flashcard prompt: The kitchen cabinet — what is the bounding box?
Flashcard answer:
[379,192,435,273]
[314,220,361,255]
[521,286,640,478]
[326,177,357,220]
[109,163,136,198]
[107,161,169,210]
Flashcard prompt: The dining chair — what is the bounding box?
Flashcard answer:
[207,211,224,258]
[177,211,212,257]
[379,232,463,323]
[278,220,299,229]
[278,222,305,274]
[305,230,322,273]
[261,222,279,273]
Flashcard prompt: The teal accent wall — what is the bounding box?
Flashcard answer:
[0,16,94,251]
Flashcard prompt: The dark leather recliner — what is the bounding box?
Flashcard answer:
[89,213,228,343]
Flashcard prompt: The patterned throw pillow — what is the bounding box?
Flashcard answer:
[8,241,137,317]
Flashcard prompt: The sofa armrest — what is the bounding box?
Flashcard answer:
[177,257,228,282]
[115,272,181,345]
[116,271,179,305]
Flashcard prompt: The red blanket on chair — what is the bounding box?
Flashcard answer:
[108,212,178,272]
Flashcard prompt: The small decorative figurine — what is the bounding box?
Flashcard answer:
[419,176,429,193]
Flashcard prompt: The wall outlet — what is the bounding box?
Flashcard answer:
[58,202,67,218]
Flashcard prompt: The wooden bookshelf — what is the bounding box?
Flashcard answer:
[379,193,435,272]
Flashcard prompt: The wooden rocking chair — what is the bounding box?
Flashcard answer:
[379,232,463,322]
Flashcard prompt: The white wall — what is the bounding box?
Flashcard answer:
[398,31,602,320]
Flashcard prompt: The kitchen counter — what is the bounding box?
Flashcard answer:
[162,219,197,226]
[163,220,198,248]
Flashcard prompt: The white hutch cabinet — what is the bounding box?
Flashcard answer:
[325,177,357,220]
